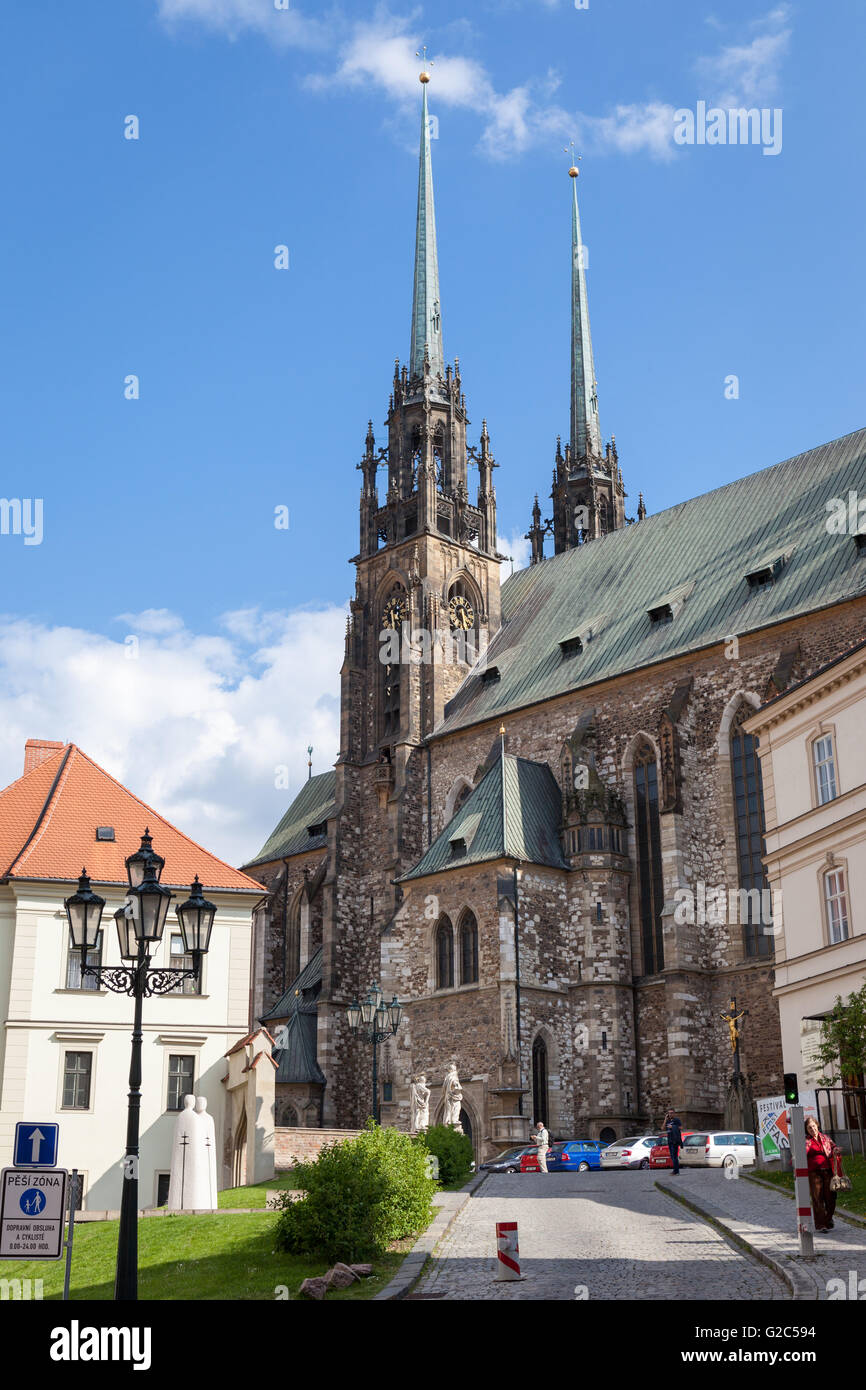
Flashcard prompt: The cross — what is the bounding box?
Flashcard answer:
[416,45,431,67]
[720,996,749,1075]
[564,141,582,171]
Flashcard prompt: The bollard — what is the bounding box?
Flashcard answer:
[789,1104,814,1258]
[495,1221,522,1280]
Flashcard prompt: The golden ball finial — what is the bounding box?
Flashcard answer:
[569,165,580,178]
[419,70,430,83]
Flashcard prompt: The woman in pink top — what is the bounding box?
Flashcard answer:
[805,1116,837,1232]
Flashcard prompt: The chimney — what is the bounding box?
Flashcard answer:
[24,739,65,774]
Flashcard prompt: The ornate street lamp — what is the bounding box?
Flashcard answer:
[346,980,403,1123]
[64,835,217,1302]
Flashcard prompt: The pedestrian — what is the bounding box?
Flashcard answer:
[532,1118,550,1173]
[665,1109,684,1175]
[805,1115,839,1232]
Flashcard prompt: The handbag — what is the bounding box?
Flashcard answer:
[829,1147,852,1193]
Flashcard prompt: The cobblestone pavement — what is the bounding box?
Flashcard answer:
[413,1169,789,1300]
[661,1168,866,1299]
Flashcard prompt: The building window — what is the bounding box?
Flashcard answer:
[633,741,665,974]
[435,916,454,990]
[731,706,773,958]
[824,868,849,944]
[812,734,838,805]
[531,1037,548,1126]
[167,1055,195,1111]
[459,911,478,985]
[66,932,102,991]
[275,1099,299,1127]
[156,1174,171,1207]
[62,1052,92,1110]
[168,933,201,995]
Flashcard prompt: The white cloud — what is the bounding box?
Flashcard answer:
[497,529,531,573]
[0,606,346,868]
[695,7,791,108]
[156,0,330,49]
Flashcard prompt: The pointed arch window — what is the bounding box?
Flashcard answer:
[731,704,773,958]
[380,585,406,740]
[532,1036,549,1127]
[459,910,478,985]
[433,422,446,491]
[598,498,609,536]
[633,740,665,975]
[436,916,454,990]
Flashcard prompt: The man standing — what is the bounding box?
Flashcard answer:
[665,1109,684,1175]
[533,1118,550,1173]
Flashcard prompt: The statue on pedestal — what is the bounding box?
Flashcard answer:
[442,1062,464,1132]
[410,1075,430,1132]
[166,1093,218,1211]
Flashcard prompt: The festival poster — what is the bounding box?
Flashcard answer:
[755,1091,818,1158]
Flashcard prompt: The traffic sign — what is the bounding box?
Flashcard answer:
[0,1167,68,1260]
[13,1121,59,1169]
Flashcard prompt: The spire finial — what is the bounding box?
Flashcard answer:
[410,60,444,381]
[307,745,313,780]
[564,141,581,178]
[565,144,601,461]
[416,46,432,82]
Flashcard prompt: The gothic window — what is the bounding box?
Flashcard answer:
[531,1036,548,1126]
[285,890,301,987]
[453,783,472,815]
[730,705,773,958]
[380,585,407,739]
[436,916,454,989]
[410,425,422,491]
[275,1099,299,1127]
[433,423,446,491]
[459,910,478,984]
[598,498,609,536]
[633,740,665,975]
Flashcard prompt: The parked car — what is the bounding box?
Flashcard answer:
[600,1135,659,1169]
[547,1139,607,1172]
[680,1131,756,1170]
[520,1149,544,1173]
[649,1132,695,1169]
[479,1145,536,1174]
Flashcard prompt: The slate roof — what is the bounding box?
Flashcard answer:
[0,743,262,892]
[243,770,336,869]
[261,947,325,1086]
[435,427,866,738]
[398,750,568,882]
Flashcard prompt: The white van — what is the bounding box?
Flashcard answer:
[680,1131,756,1169]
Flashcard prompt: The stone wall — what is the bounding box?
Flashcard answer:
[273,1126,364,1170]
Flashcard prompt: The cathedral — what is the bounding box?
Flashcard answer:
[242,70,866,1156]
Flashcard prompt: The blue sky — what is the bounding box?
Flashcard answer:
[0,0,863,865]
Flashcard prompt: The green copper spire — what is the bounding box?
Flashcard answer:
[569,167,601,459]
[410,74,444,381]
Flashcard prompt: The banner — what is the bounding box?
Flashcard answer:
[755,1091,818,1158]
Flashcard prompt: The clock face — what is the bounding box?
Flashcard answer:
[381,594,408,630]
[449,594,475,631]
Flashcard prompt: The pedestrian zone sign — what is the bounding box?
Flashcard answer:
[13,1121,59,1168]
[0,1167,68,1260]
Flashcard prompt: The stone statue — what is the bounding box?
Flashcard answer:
[410,1075,431,1132]
[442,1062,464,1132]
[194,1095,218,1210]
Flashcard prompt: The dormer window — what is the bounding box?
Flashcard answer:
[745,550,791,589]
[449,837,467,859]
[648,603,673,626]
[558,616,603,660]
[95,826,115,841]
[855,533,866,554]
[559,635,583,657]
[481,666,500,684]
[307,821,327,838]
[646,583,693,627]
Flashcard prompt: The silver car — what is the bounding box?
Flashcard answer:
[680,1131,756,1170]
[600,1135,659,1170]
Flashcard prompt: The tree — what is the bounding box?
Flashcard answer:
[816,980,866,1086]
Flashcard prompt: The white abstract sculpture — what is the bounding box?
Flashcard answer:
[166,1093,218,1211]
[442,1062,464,1132]
[410,1075,431,1132]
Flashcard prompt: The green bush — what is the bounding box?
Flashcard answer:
[423,1124,474,1188]
[273,1123,435,1263]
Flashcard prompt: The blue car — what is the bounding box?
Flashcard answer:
[546,1139,606,1172]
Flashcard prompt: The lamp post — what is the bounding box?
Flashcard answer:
[346,982,403,1123]
[64,830,216,1301]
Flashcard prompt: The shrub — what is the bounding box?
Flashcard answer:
[273,1123,435,1263]
[423,1124,474,1188]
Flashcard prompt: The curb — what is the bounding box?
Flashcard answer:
[655,1179,817,1300]
[742,1173,866,1229]
[373,1174,487,1301]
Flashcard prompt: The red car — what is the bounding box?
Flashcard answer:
[520,1149,550,1173]
[649,1132,694,1169]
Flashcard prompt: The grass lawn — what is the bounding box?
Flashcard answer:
[217,1171,301,1209]
[753,1153,866,1218]
[0,1212,403,1300]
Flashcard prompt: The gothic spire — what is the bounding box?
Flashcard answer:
[410,69,444,382]
[569,164,601,459]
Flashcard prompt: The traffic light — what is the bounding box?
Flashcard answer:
[784,1072,799,1105]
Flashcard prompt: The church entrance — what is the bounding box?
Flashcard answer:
[232,1110,247,1188]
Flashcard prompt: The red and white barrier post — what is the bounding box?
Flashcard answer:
[789,1104,814,1258]
[495,1221,522,1280]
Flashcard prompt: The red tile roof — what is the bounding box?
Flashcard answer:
[0,743,262,893]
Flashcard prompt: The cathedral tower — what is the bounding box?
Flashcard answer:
[527,164,633,564]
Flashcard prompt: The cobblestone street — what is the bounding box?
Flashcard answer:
[414,1170,790,1300]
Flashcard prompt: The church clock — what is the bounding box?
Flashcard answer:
[381,594,408,630]
[448,594,475,631]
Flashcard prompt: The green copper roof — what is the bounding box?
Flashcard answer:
[399,749,568,882]
[262,947,325,1086]
[409,82,444,380]
[243,770,335,869]
[436,426,866,738]
[570,173,601,458]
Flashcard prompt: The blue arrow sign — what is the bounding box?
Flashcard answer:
[13,1122,59,1169]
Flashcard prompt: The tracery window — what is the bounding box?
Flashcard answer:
[436,916,454,990]
[634,740,665,975]
[730,705,773,958]
[459,910,478,985]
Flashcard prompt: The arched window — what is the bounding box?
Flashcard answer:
[730,705,773,958]
[380,585,407,740]
[433,422,446,491]
[634,740,665,975]
[459,910,478,985]
[598,498,609,536]
[453,782,472,815]
[532,1036,549,1127]
[436,916,454,990]
[275,1099,298,1128]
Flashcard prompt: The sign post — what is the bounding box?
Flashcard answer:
[789,1103,814,1258]
[62,1169,79,1301]
[13,1122,59,1170]
[0,1167,69,1261]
